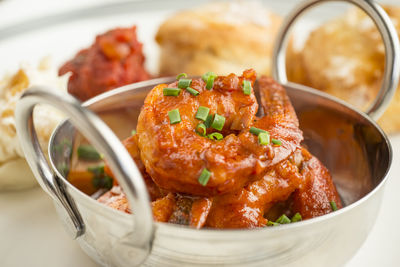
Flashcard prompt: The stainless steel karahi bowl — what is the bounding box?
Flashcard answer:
[15,0,400,266]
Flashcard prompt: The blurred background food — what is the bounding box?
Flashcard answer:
[156,1,282,76]
[59,26,149,101]
[0,58,67,190]
[287,5,400,134]
[56,1,283,101]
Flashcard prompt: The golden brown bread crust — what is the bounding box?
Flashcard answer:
[287,6,400,134]
[156,1,282,76]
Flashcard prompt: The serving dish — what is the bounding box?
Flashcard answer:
[10,0,400,266]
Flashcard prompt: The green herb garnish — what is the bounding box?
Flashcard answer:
[178,78,192,89]
[250,127,267,136]
[163,87,181,96]
[211,114,225,131]
[243,80,252,95]
[204,114,214,128]
[208,132,223,140]
[88,165,105,176]
[202,71,217,90]
[77,145,101,161]
[186,87,199,96]
[258,132,270,145]
[267,213,303,227]
[89,165,113,190]
[168,109,181,124]
[271,138,282,146]
[195,106,210,121]
[291,212,302,222]
[275,214,291,224]
[330,201,338,211]
[267,221,280,226]
[198,168,211,186]
[196,123,207,136]
[176,73,187,80]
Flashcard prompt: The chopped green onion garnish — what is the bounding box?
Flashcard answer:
[168,109,181,124]
[291,212,302,222]
[204,114,214,128]
[195,106,210,121]
[186,87,199,96]
[208,132,223,140]
[250,127,267,136]
[258,132,270,145]
[202,71,215,81]
[103,176,114,190]
[88,165,105,176]
[88,165,114,189]
[89,164,113,190]
[163,87,181,96]
[198,168,211,186]
[77,145,101,161]
[202,71,217,90]
[196,123,207,136]
[275,214,291,224]
[178,78,192,89]
[92,175,113,190]
[271,138,282,146]
[92,176,102,188]
[176,73,187,80]
[206,77,215,90]
[330,201,338,211]
[243,80,252,95]
[211,114,225,131]
[267,213,302,227]
[267,221,280,227]
[131,129,137,135]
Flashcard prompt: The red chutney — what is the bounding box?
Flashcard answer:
[59,26,150,101]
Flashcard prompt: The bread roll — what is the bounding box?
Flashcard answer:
[287,6,400,134]
[0,58,68,191]
[156,1,282,76]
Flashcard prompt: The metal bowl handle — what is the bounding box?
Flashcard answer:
[272,0,400,120]
[15,87,154,264]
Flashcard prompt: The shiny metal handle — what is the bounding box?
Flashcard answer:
[15,87,154,265]
[272,0,400,120]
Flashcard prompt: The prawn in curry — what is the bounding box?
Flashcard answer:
[70,69,342,229]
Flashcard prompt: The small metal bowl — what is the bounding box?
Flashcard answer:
[15,0,400,266]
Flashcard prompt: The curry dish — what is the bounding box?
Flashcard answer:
[69,70,342,229]
[59,27,149,101]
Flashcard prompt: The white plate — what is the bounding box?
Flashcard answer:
[0,0,399,266]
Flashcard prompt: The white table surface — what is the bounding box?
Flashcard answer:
[0,0,399,266]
